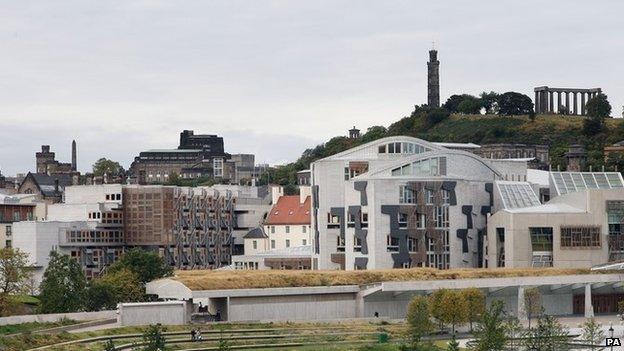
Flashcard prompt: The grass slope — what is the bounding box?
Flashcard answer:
[171,267,602,291]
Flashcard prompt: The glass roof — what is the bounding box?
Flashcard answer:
[497,182,541,209]
[550,172,624,196]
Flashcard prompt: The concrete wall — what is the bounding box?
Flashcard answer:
[118,301,190,326]
[228,293,357,322]
[488,188,624,268]
[0,310,115,326]
[64,184,123,204]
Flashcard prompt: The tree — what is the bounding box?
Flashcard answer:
[457,96,483,114]
[86,280,116,311]
[103,338,116,351]
[108,248,172,284]
[462,288,485,332]
[480,91,500,114]
[0,248,31,316]
[406,295,433,344]
[497,92,534,115]
[505,316,524,351]
[446,334,460,351]
[92,158,125,177]
[39,251,87,313]
[584,93,612,136]
[142,323,167,351]
[218,328,231,351]
[443,94,477,113]
[581,318,605,351]
[361,126,388,143]
[524,314,570,351]
[587,93,612,118]
[430,289,468,333]
[86,268,144,311]
[524,287,542,329]
[425,108,451,127]
[471,300,507,351]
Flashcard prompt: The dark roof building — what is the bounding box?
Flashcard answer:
[243,227,268,239]
[17,172,73,203]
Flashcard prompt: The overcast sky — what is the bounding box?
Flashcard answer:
[0,1,622,175]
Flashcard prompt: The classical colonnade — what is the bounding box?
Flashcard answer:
[534,86,602,115]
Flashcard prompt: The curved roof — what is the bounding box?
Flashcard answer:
[360,149,503,179]
[318,136,444,161]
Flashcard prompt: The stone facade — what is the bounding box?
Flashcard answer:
[473,143,550,170]
[427,50,440,108]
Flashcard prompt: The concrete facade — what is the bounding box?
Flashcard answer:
[146,273,624,324]
[118,301,192,326]
[488,187,624,268]
[311,136,527,271]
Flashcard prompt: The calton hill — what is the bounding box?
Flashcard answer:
[264,91,621,194]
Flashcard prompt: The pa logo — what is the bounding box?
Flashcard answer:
[606,337,622,347]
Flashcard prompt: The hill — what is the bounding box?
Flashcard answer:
[262,113,624,191]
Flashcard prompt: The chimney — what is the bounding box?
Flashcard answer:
[271,185,283,205]
[71,140,77,172]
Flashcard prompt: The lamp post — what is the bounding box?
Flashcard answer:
[609,323,614,351]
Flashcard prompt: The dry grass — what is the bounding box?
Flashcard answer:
[172,267,605,291]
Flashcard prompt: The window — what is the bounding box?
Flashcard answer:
[213,158,224,177]
[361,212,368,228]
[302,239,307,246]
[271,240,276,249]
[354,235,362,252]
[13,212,20,221]
[302,225,306,233]
[285,226,290,234]
[327,213,340,228]
[399,185,416,204]
[252,240,257,249]
[285,239,290,248]
[434,206,449,228]
[442,190,451,205]
[608,202,624,261]
[560,226,601,248]
[497,227,505,267]
[417,213,426,228]
[378,145,386,154]
[344,167,350,181]
[408,237,418,252]
[425,189,435,204]
[5,226,11,237]
[398,213,408,228]
[530,227,553,252]
[271,226,275,234]
[387,235,399,252]
[105,194,110,200]
[337,236,345,251]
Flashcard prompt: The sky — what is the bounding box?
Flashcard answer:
[0,0,622,176]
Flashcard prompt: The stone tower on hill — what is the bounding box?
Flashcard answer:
[427,49,440,108]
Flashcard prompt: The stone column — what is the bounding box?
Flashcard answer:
[581,92,586,115]
[535,91,540,113]
[565,92,570,114]
[557,92,562,113]
[584,284,594,318]
[573,92,578,115]
[549,91,554,113]
[517,286,527,320]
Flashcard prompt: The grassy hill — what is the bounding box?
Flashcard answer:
[263,113,624,190]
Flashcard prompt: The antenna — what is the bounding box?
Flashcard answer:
[431,41,435,50]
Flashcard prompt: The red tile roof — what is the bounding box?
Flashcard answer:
[265,195,311,225]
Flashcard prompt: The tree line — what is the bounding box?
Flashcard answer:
[403,287,609,351]
[0,247,172,315]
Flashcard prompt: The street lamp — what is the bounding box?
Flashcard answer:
[609,323,614,351]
